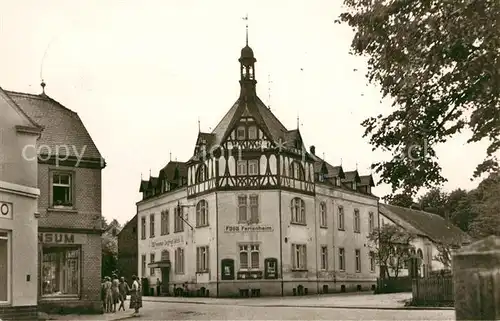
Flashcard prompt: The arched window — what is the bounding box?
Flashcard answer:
[291,197,305,224]
[196,200,208,227]
[289,161,305,180]
[319,202,327,227]
[161,250,169,262]
[196,164,208,183]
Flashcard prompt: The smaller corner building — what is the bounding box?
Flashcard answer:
[117,215,138,283]
[2,86,106,313]
[134,39,380,298]
[0,87,43,320]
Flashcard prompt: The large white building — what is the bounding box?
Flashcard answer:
[136,39,380,297]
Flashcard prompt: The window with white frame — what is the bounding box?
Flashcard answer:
[320,202,327,227]
[320,246,328,270]
[237,195,259,223]
[368,212,374,232]
[196,246,209,272]
[41,245,81,297]
[141,254,146,277]
[149,214,155,238]
[291,198,306,224]
[248,126,257,139]
[338,247,345,271]
[248,160,259,175]
[369,251,376,272]
[0,231,10,302]
[52,172,72,207]
[249,195,259,223]
[174,206,184,232]
[338,206,345,230]
[239,244,260,270]
[196,200,208,227]
[236,126,246,140]
[354,209,360,233]
[175,248,184,274]
[292,244,307,270]
[150,253,156,275]
[141,217,146,239]
[238,195,247,222]
[161,210,169,235]
[237,160,247,175]
[355,249,361,272]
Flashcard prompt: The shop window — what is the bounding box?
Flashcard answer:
[52,172,73,207]
[0,231,10,303]
[41,246,80,297]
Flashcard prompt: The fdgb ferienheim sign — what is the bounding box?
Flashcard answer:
[224,225,274,233]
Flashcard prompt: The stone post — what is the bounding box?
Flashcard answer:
[452,236,500,320]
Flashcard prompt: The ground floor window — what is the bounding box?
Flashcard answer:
[0,231,10,302]
[41,245,80,297]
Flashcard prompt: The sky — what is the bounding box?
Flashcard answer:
[0,0,492,225]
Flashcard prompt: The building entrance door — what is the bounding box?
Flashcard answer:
[160,267,170,295]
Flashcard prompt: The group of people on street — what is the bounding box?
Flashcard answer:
[101,274,143,316]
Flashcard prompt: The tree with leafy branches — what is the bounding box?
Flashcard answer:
[339,0,500,198]
[368,224,416,278]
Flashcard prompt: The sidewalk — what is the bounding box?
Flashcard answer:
[142,292,417,309]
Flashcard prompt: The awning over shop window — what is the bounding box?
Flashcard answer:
[147,260,171,268]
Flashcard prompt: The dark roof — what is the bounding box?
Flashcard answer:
[359,175,375,186]
[0,87,43,130]
[117,214,137,236]
[148,177,159,189]
[5,90,104,161]
[380,203,471,245]
[342,171,361,183]
[309,153,345,179]
[139,180,149,192]
[159,161,187,183]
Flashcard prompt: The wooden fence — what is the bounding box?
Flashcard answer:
[412,275,454,303]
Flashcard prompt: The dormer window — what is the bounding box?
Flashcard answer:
[248,126,257,140]
[237,126,246,140]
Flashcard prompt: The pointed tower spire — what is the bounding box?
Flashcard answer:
[239,14,257,99]
[198,118,201,132]
[243,14,249,45]
[297,113,300,129]
[340,158,343,166]
[40,80,46,95]
[169,152,172,161]
[356,162,358,170]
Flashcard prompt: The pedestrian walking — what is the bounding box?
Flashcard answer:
[129,275,143,316]
[118,277,130,312]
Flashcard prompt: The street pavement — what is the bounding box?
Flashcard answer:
[50,301,455,320]
[49,292,456,320]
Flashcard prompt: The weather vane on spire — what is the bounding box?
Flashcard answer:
[242,14,249,45]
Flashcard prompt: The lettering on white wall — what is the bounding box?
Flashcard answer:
[150,235,184,249]
[39,233,77,244]
[224,225,274,233]
[0,202,12,219]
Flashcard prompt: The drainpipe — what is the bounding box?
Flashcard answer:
[314,193,319,294]
[216,191,219,297]
[279,188,284,296]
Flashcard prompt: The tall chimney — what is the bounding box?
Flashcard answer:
[310,145,316,155]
